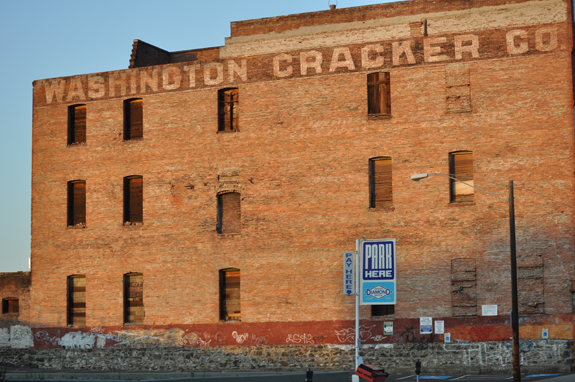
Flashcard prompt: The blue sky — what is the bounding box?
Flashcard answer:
[0,0,398,272]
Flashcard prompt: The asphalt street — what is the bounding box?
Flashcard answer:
[383,374,575,382]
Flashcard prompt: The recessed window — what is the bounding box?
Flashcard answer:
[369,157,392,208]
[367,72,391,116]
[68,104,86,145]
[2,298,19,314]
[218,88,239,132]
[371,305,394,317]
[124,176,143,224]
[67,180,86,227]
[124,98,143,140]
[220,269,241,321]
[67,275,86,327]
[124,273,144,324]
[449,151,474,203]
[217,192,241,234]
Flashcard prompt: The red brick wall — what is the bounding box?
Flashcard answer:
[29,0,575,348]
[0,272,30,325]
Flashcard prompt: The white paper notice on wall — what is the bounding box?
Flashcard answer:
[384,322,393,335]
[420,317,432,335]
[482,305,498,316]
[434,320,444,334]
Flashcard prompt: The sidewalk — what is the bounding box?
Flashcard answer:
[5,370,350,382]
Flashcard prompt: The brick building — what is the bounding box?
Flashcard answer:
[3,0,575,374]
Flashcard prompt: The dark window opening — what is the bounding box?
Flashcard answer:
[369,157,392,208]
[449,151,474,203]
[217,192,241,234]
[368,72,391,115]
[67,180,86,227]
[218,88,239,132]
[124,176,143,224]
[124,273,144,324]
[68,104,86,145]
[2,298,19,314]
[219,269,241,321]
[67,275,86,327]
[371,305,394,317]
[124,98,143,140]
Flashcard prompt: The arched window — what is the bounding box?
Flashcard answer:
[219,268,240,321]
[67,180,86,227]
[68,104,86,145]
[449,151,474,203]
[124,273,144,324]
[124,176,143,224]
[218,88,239,132]
[217,192,241,234]
[124,98,143,140]
[67,275,86,327]
[369,157,392,208]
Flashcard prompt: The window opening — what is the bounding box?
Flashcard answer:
[124,98,143,140]
[367,72,391,115]
[369,157,392,208]
[217,192,241,234]
[371,305,394,317]
[2,298,19,314]
[124,273,144,324]
[67,275,86,326]
[218,88,239,132]
[124,176,143,224]
[219,269,241,321]
[449,151,474,203]
[451,258,477,317]
[67,180,86,227]
[68,104,86,145]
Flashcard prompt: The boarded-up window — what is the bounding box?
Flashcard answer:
[124,176,143,224]
[369,157,392,208]
[67,180,86,227]
[371,305,394,317]
[446,63,471,113]
[124,273,144,324]
[68,104,86,145]
[218,88,239,132]
[2,298,19,314]
[518,254,544,315]
[220,269,241,321]
[67,275,86,326]
[217,192,241,234]
[451,258,477,317]
[367,72,391,115]
[124,98,143,140]
[450,151,474,203]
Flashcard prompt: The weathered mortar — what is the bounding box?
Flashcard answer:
[1,341,572,374]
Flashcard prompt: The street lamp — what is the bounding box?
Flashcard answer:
[410,173,521,382]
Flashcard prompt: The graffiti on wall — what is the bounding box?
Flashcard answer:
[335,325,376,343]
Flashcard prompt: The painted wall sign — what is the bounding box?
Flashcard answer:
[343,251,354,296]
[360,238,396,305]
[35,25,563,106]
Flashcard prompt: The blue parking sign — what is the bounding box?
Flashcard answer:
[360,239,396,305]
[343,251,354,296]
